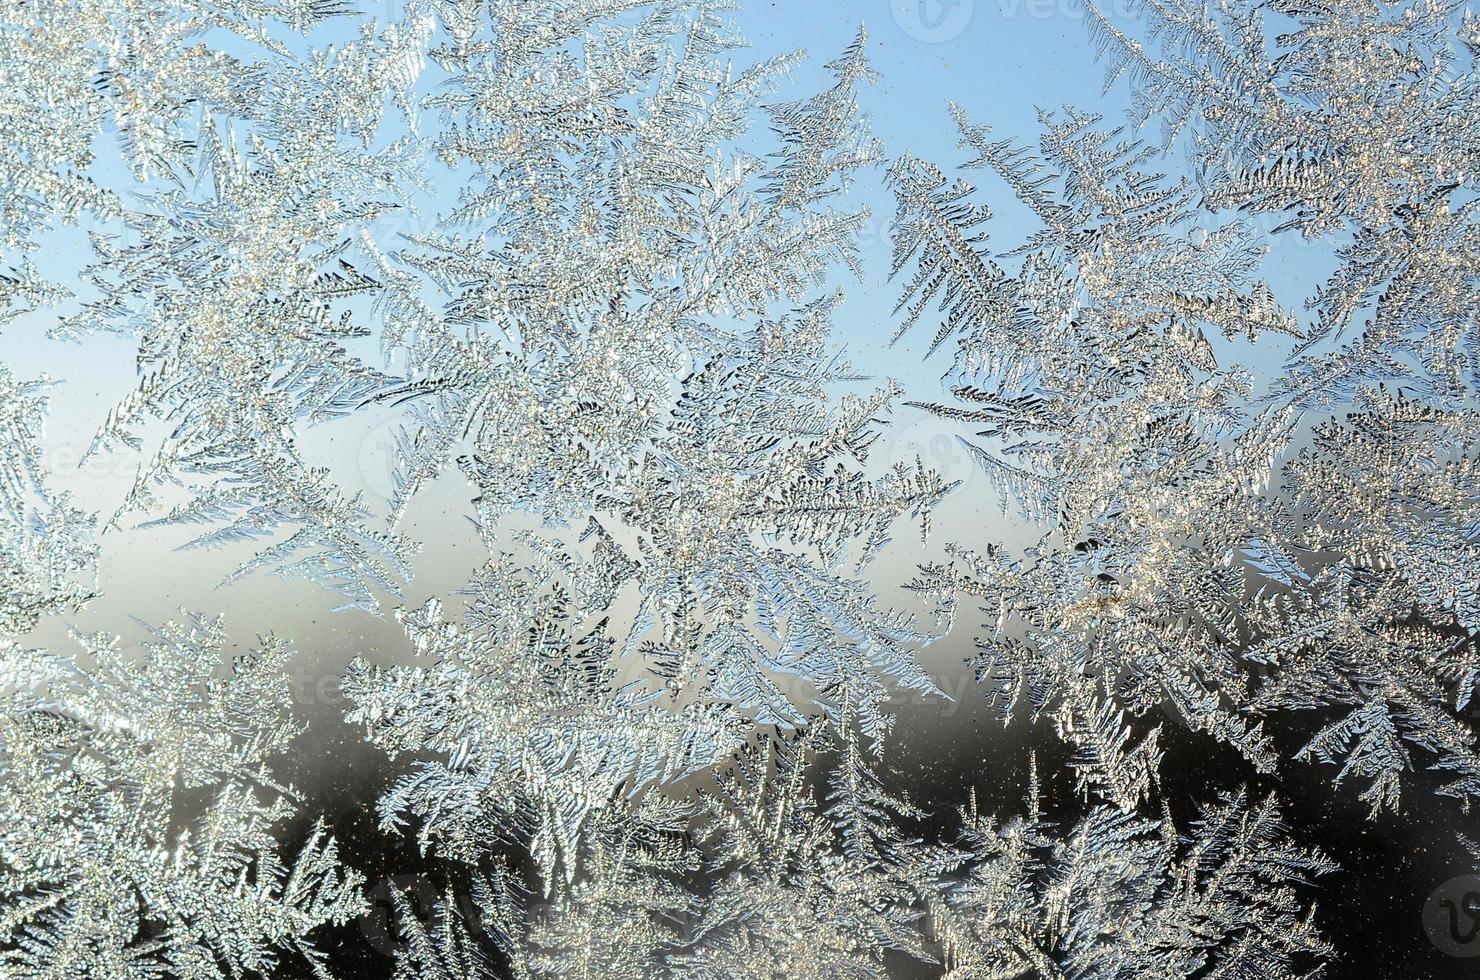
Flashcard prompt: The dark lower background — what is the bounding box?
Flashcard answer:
[280,673,1480,980]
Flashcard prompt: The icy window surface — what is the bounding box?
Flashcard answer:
[2,0,1477,976]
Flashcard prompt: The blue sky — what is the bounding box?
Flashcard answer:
[10,0,1330,641]
[13,0,1147,516]
[732,0,1138,378]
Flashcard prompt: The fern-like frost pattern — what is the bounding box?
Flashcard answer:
[4,0,1475,974]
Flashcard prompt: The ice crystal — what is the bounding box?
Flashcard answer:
[363,2,949,727]
[892,0,1480,819]
[1084,0,1480,407]
[0,614,364,978]
[344,553,745,883]
[380,738,1332,979]
[923,773,1334,979]
[1239,393,1480,812]
[1071,0,1480,812]
[667,735,931,979]
[386,880,504,980]
[38,1,434,613]
[384,735,935,979]
[890,107,1294,808]
[3,0,1471,974]
[366,3,888,523]
[0,367,95,635]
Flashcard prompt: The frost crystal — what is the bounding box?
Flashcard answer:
[890,108,1293,808]
[42,0,433,613]
[896,0,1480,819]
[924,775,1334,979]
[0,615,363,978]
[0,367,95,635]
[361,2,948,729]
[1074,0,1480,812]
[5,0,1472,973]
[344,554,745,883]
[380,739,1331,979]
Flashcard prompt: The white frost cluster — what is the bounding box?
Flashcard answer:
[2,0,1475,976]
